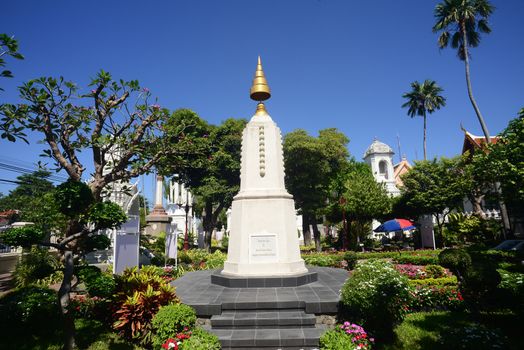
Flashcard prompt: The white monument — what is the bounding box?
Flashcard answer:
[222,57,307,276]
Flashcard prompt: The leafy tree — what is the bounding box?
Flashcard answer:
[0,33,24,86]
[0,171,65,233]
[433,0,494,141]
[161,111,246,251]
[283,128,349,250]
[399,157,470,245]
[0,71,205,349]
[479,112,524,212]
[327,161,391,249]
[401,80,446,160]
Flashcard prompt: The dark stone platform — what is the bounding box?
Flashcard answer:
[172,266,349,349]
[211,270,318,288]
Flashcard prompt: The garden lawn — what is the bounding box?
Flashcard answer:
[0,318,142,350]
[382,311,523,350]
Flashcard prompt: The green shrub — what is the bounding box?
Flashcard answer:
[438,249,471,275]
[178,249,209,264]
[13,247,60,287]
[424,264,446,278]
[343,251,358,270]
[0,286,61,334]
[221,234,229,250]
[178,328,221,350]
[461,265,501,309]
[357,249,440,260]
[205,250,227,269]
[340,260,411,337]
[77,265,103,283]
[496,270,524,313]
[302,252,344,267]
[76,265,115,298]
[408,276,458,287]
[87,273,116,299]
[152,304,197,348]
[393,255,438,265]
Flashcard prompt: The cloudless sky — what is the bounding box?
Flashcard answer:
[1,0,523,202]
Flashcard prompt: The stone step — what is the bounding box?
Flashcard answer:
[211,309,316,328]
[204,325,327,349]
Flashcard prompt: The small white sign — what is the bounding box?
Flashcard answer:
[249,233,277,263]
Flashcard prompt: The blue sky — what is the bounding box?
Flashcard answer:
[1,0,523,202]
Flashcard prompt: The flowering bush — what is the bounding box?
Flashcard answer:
[409,285,464,311]
[152,304,197,349]
[340,260,411,336]
[320,322,374,349]
[161,329,192,349]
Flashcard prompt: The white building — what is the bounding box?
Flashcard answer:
[363,139,400,197]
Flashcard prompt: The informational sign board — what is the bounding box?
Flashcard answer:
[249,233,278,263]
[113,231,139,274]
[166,222,178,264]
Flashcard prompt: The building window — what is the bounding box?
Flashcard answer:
[379,160,389,179]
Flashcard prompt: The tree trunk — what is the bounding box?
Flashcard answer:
[203,201,214,251]
[311,216,321,252]
[302,214,312,246]
[461,22,490,142]
[434,214,443,249]
[423,111,427,161]
[58,249,75,350]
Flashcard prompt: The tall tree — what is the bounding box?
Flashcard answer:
[162,112,247,251]
[0,71,205,349]
[478,111,524,211]
[399,157,470,245]
[327,161,392,249]
[402,80,446,160]
[283,128,349,250]
[433,0,494,141]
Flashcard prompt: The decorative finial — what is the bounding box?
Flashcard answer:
[250,56,271,101]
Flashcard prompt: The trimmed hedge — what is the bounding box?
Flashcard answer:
[393,255,439,265]
[408,276,458,287]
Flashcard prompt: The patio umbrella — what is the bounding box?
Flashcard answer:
[373,218,415,233]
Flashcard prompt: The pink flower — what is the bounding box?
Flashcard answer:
[152,104,161,110]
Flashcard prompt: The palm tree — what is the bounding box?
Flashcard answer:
[402,80,446,160]
[433,0,494,142]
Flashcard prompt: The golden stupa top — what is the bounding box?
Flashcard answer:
[250,56,271,101]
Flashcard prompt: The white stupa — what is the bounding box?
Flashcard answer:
[222,57,307,276]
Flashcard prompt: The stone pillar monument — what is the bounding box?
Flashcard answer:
[145,175,171,236]
[222,57,307,276]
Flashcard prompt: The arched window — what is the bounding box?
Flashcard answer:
[379,160,389,179]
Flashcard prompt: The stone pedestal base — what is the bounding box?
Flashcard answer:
[222,193,307,277]
[211,270,317,288]
[145,213,171,237]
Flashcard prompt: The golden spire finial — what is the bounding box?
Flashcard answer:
[250,56,271,101]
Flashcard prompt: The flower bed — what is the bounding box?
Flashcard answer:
[394,264,450,280]
[320,322,374,349]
